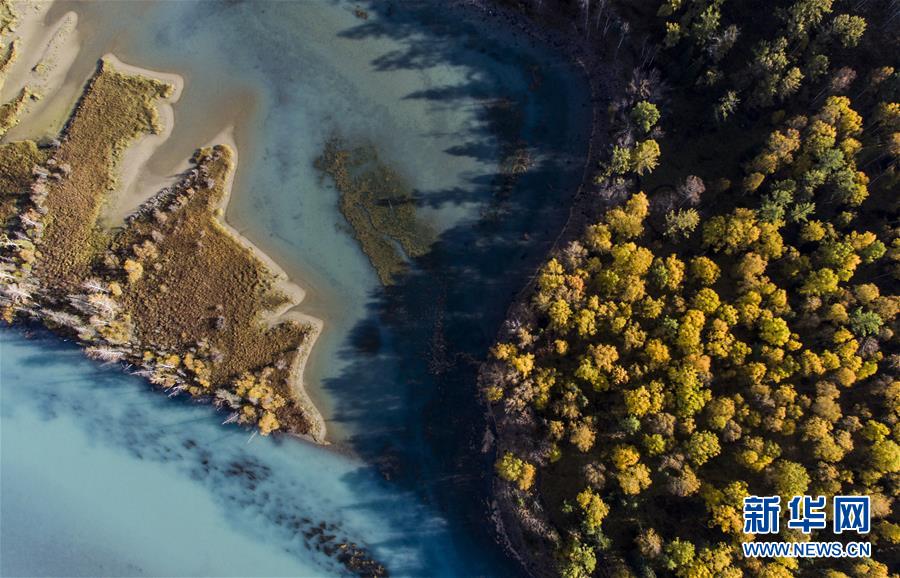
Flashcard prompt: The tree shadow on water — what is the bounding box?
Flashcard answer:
[322,1,596,574]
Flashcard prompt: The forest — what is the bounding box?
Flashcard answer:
[484,0,899,576]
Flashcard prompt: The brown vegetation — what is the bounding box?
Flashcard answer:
[0,58,321,439]
[315,137,433,285]
[32,58,172,294]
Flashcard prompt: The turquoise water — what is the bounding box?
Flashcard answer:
[1,329,459,577]
[2,1,591,576]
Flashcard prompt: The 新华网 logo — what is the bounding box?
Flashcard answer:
[740,495,872,558]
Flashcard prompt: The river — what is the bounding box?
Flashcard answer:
[1,1,591,575]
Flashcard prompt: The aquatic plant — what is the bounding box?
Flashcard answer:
[315,137,434,285]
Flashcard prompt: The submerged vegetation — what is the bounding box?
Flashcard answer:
[315,137,433,285]
[485,0,898,576]
[486,97,533,202]
[0,57,321,439]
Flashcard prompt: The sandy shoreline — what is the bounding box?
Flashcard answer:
[1,0,78,104]
[4,0,330,445]
[207,126,328,444]
[99,53,186,227]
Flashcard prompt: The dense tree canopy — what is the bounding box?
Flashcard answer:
[484,0,899,571]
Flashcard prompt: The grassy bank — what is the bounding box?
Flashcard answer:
[0,58,324,440]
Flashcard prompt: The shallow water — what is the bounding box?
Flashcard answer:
[2,1,591,576]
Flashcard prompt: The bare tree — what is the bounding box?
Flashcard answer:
[677,175,706,206]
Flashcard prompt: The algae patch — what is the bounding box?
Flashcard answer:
[315,137,434,285]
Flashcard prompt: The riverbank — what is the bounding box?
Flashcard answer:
[0,0,77,138]
[462,1,637,576]
[98,53,184,227]
[207,126,327,443]
[0,0,78,105]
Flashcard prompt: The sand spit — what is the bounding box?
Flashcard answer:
[100,53,185,227]
[206,126,327,443]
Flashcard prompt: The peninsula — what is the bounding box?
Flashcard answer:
[0,2,325,441]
